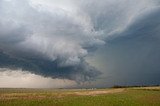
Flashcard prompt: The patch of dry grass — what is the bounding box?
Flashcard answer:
[0,87,159,106]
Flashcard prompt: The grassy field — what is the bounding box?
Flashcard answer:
[0,87,160,106]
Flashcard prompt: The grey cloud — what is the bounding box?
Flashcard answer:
[0,0,160,85]
[87,6,160,87]
[78,0,157,36]
[0,0,103,82]
[0,50,101,82]
[0,0,105,62]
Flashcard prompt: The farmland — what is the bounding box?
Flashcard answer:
[0,87,160,106]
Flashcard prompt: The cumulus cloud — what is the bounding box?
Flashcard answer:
[0,0,160,84]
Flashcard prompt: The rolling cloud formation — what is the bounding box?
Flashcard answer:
[0,0,160,83]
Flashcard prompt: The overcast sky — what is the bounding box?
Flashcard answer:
[0,0,160,88]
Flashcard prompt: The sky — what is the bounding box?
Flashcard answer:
[0,0,160,88]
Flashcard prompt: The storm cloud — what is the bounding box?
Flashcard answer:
[0,0,104,82]
[0,0,160,87]
[86,2,160,87]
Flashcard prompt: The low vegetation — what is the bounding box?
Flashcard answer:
[0,86,160,106]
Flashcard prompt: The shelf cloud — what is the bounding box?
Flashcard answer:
[0,0,160,87]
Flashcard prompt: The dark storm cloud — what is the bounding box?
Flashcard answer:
[0,50,101,82]
[88,6,160,87]
[0,0,160,84]
[0,0,104,82]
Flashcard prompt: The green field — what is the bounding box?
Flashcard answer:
[0,87,160,106]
